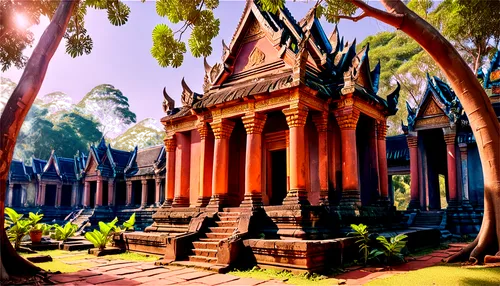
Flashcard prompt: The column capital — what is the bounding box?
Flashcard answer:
[210,118,235,139]
[242,112,267,134]
[458,142,467,152]
[443,132,456,145]
[141,179,147,185]
[283,106,308,128]
[126,180,132,186]
[196,122,210,140]
[406,135,418,148]
[164,136,177,152]
[312,112,328,132]
[155,177,162,184]
[334,108,360,130]
[376,121,388,140]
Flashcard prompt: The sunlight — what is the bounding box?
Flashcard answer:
[14,12,29,29]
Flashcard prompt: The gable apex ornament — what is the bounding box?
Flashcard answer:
[162,87,176,115]
[244,47,266,70]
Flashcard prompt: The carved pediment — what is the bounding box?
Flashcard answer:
[244,47,266,70]
[244,19,263,42]
[421,97,445,117]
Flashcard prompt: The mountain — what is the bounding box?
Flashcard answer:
[39,91,74,115]
[111,118,163,151]
[0,77,16,115]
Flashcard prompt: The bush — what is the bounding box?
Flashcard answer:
[5,207,45,249]
[54,222,78,241]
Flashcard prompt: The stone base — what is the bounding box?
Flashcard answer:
[205,194,229,211]
[172,197,190,208]
[338,190,361,209]
[195,197,211,207]
[239,193,263,208]
[121,232,171,255]
[88,247,123,257]
[282,189,309,206]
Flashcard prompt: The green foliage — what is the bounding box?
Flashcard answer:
[5,208,45,249]
[1,0,131,71]
[54,222,78,241]
[122,213,136,231]
[370,234,408,265]
[258,0,285,14]
[152,0,220,67]
[84,217,118,250]
[349,223,371,265]
[393,175,410,210]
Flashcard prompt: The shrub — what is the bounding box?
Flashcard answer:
[5,208,45,249]
[370,234,408,265]
[85,217,118,250]
[349,223,371,265]
[54,222,78,241]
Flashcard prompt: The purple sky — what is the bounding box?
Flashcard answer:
[3,1,391,123]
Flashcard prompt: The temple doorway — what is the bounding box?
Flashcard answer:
[420,129,448,210]
[269,149,287,206]
[11,184,22,207]
[102,183,109,206]
[357,115,379,205]
[89,181,96,208]
[45,184,57,207]
[61,185,72,207]
[147,180,155,205]
[115,181,127,206]
[132,180,142,206]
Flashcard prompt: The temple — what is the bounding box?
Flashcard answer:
[120,1,403,272]
[386,51,500,234]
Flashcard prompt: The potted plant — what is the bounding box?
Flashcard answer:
[27,212,45,244]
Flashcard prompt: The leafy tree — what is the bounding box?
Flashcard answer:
[77,84,136,138]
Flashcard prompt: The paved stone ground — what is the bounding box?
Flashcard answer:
[334,243,468,285]
[45,244,468,286]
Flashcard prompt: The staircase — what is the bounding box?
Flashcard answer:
[71,208,94,233]
[188,212,240,264]
[412,211,452,239]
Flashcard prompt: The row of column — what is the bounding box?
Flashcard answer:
[406,128,465,210]
[6,183,28,207]
[164,103,390,208]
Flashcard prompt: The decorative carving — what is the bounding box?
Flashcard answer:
[376,122,388,140]
[443,129,456,145]
[210,63,223,83]
[414,115,450,129]
[406,136,418,148]
[246,20,261,38]
[221,103,249,118]
[242,113,267,134]
[312,112,328,132]
[254,94,290,111]
[335,109,360,130]
[244,47,265,70]
[283,106,308,128]
[422,97,444,116]
[164,137,177,152]
[196,122,210,140]
[162,87,176,114]
[210,119,235,140]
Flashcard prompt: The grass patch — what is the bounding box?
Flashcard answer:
[33,260,94,273]
[229,267,339,286]
[366,265,500,286]
[104,251,160,262]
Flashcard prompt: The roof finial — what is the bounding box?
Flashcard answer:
[162,87,175,113]
[204,57,212,73]
[181,78,194,107]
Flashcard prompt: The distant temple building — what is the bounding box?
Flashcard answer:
[387,51,500,234]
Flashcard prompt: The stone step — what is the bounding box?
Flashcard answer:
[199,238,221,243]
[193,241,219,250]
[205,232,231,239]
[215,220,238,227]
[219,216,239,221]
[188,255,217,264]
[218,212,240,217]
[192,248,217,257]
[209,227,236,234]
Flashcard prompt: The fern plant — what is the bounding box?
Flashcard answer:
[349,224,371,265]
[370,234,408,265]
[85,217,119,250]
[54,222,78,241]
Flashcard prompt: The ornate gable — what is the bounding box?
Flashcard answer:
[421,96,446,117]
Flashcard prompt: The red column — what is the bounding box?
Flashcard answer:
[335,108,361,205]
[95,177,103,207]
[173,132,191,207]
[155,178,162,206]
[241,113,267,208]
[126,181,133,206]
[206,118,235,210]
[377,122,389,202]
[313,112,329,205]
[407,134,420,209]
[108,180,115,206]
[196,122,214,207]
[141,179,148,208]
[283,106,309,205]
[444,131,458,207]
[164,136,176,207]
[83,181,90,207]
[55,184,62,207]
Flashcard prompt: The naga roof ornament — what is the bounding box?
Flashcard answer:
[386,82,400,115]
[328,25,340,55]
[180,78,202,107]
[162,87,177,115]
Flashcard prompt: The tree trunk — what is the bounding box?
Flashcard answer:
[354,0,500,263]
[0,0,78,280]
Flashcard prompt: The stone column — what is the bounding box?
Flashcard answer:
[126,181,133,206]
[164,136,176,207]
[21,184,28,207]
[6,184,14,207]
[240,112,267,208]
[459,143,472,209]
[172,132,191,207]
[286,130,290,191]
[71,183,78,207]
[195,122,214,207]
[335,108,361,205]
[55,183,63,207]
[141,179,148,208]
[444,129,458,208]
[377,121,389,202]
[313,112,329,205]
[83,181,90,207]
[206,118,235,210]
[108,179,115,207]
[282,106,309,205]
[95,177,103,207]
[407,133,420,210]
[155,178,162,206]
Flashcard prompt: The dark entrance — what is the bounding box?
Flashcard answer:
[420,129,448,210]
[147,180,155,205]
[269,149,287,205]
[102,182,109,207]
[12,185,23,207]
[61,185,72,207]
[45,184,57,207]
[132,180,142,206]
[115,181,127,206]
[89,181,97,208]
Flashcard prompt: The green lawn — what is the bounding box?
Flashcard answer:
[366,265,500,286]
[229,268,340,286]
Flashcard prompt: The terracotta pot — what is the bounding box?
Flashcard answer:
[30,230,43,244]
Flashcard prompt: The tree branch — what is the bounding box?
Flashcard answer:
[335,12,367,22]
[348,0,405,29]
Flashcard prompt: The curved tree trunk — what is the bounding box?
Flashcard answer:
[0,0,78,280]
[351,0,500,263]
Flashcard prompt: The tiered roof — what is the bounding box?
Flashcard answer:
[125,145,165,178]
[161,0,399,121]
[84,138,137,179]
[8,160,31,183]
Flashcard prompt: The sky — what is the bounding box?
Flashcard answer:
[2,1,392,124]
